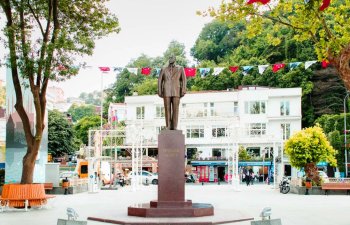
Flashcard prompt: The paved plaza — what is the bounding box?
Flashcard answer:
[1,184,349,225]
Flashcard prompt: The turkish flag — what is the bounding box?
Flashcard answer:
[272,63,286,73]
[320,0,330,11]
[229,66,239,73]
[99,67,110,72]
[321,60,330,68]
[141,67,151,75]
[184,68,196,77]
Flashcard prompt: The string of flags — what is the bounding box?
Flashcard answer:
[247,0,331,11]
[98,60,331,78]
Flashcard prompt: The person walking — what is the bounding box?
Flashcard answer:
[245,171,250,186]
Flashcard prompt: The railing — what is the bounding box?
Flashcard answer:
[327,178,350,183]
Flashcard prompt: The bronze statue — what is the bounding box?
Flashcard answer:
[158,55,186,130]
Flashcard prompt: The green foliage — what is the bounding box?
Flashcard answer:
[68,104,97,122]
[48,110,79,157]
[78,91,101,106]
[328,130,345,172]
[285,125,337,169]
[238,146,252,161]
[133,78,158,95]
[74,115,105,145]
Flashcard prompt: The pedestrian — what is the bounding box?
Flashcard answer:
[251,171,254,185]
[245,172,250,186]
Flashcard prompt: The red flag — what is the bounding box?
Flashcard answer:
[229,66,239,73]
[272,63,286,73]
[99,67,110,72]
[141,67,152,75]
[320,0,330,11]
[184,68,196,77]
[247,0,270,4]
[321,60,330,68]
[57,65,67,71]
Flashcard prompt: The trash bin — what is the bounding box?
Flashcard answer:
[62,177,70,195]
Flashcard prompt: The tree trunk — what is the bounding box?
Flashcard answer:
[305,162,320,184]
[329,44,350,91]
[20,139,42,184]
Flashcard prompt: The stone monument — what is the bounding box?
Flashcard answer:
[127,56,214,217]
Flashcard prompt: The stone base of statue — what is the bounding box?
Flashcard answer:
[127,130,214,217]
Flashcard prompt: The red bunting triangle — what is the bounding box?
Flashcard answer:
[247,0,270,4]
[320,0,330,11]
[184,68,196,77]
[229,66,239,73]
[272,64,286,73]
[321,60,330,68]
[141,67,151,75]
[99,67,110,72]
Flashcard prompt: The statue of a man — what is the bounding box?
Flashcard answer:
[158,55,187,130]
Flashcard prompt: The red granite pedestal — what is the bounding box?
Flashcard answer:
[127,130,214,217]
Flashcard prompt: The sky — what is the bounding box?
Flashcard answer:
[1,0,221,98]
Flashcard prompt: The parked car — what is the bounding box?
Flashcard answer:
[128,170,158,185]
[318,171,329,182]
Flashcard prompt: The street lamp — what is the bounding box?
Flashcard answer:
[344,92,349,177]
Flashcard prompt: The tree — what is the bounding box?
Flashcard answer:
[0,0,119,184]
[204,0,350,90]
[48,110,78,157]
[78,91,101,106]
[68,103,96,122]
[74,115,105,145]
[285,125,337,184]
[133,78,158,95]
[238,146,251,161]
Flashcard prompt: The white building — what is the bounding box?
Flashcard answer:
[124,86,302,182]
[108,103,127,125]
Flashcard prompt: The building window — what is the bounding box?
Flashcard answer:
[156,105,165,118]
[247,123,266,137]
[281,123,291,140]
[212,148,223,157]
[244,101,266,114]
[212,126,227,138]
[234,102,239,116]
[156,126,166,135]
[136,106,145,119]
[280,101,290,116]
[186,125,204,138]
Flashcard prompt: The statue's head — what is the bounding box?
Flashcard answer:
[169,55,176,64]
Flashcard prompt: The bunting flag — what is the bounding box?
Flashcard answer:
[155,68,161,77]
[113,67,123,73]
[213,67,224,76]
[289,62,302,70]
[322,60,330,68]
[247,0,270,4]
[99,67,110,72]
[272,63,285,73]
[258,65,269,75]
[242,66,253,75]
[57,65,67,71]
[199,68,211,78]
[305,60,317,69]
[320,0,330,11]
[184,68,196,77]
[126,68,138,75]
[229,66,239,73]
[141,67,152,75]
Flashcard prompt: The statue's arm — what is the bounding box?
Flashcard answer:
[158,68,164,97]
[180,67,186,97]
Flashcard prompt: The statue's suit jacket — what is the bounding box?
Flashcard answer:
[158,65,186,97]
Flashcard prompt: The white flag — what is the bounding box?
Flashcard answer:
[258,65,269,75]
[305,61,317,69]
[127,68,138,74]
[213,67,224,76]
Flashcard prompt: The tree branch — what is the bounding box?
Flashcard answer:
[27,0,45,36]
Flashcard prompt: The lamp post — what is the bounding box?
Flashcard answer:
[344,92,349,177]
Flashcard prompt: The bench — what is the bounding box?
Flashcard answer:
[0,183,55,212]
[44,183,54,194]
[321,183,350,195]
